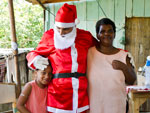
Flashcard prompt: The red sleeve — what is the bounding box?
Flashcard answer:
[87,32,97,48]
[77,28,98,48]
[26,29,55,69]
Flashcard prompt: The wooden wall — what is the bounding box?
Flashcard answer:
[45,0,150,49]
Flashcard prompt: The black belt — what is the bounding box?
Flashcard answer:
[53,72,86,79]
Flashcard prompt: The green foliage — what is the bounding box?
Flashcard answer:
[0,0,44,48]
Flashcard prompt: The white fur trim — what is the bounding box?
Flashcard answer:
[71,44,78,73]
[75,18,80,25]
[47,106,73,113]
[72,77,79,112]
[71,44,79,112]
[28,55,40,70]
[55,22,75,28]
[47,105,89,113]
[77,105,89,112]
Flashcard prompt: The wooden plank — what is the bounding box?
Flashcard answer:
[86,21,97,37]
[49,4,55,29]
[45,4,53,31]
[126,0,133,17]
[86,1,98,21]
[74,1,86,21]
[0,83,16,104]
[140,18,150,66]
[125,17,150,73]
[44,9,51,31]
[114,29,125,49]
[54,3,63,15]
[3,110,13,113]
[131,18,139,69]
[115,0,125,25]
[133,0,144,17]
[98,0,115,21]
[135,19,141,69]
[77,21,86,30]
[125,18,135,67]
[145,0,150,17]
[25,0,80,5]
[114,0,126,49]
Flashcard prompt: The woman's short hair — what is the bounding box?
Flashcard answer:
[95,18,116,34]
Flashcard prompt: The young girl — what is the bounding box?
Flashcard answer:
[87,18,136,113]
[17,64,53,113]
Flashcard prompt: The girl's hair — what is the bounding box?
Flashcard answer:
[95,18,116,34]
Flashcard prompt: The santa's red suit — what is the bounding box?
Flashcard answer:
[26,28,95,113]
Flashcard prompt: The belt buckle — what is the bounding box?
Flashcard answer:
[73,72,78,78]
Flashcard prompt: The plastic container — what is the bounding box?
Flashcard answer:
[145,56,150,88]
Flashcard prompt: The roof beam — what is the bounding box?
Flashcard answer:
[25,0,80,5]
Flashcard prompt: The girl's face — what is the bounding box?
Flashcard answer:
[97,24,115,47]
[35,65,53,88]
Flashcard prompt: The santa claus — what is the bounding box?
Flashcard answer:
[26,3,97,113]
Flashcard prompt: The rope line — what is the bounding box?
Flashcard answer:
[36,0,55,17]
[95,0,107,17]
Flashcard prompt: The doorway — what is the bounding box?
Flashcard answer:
[125,17,150,112]
[125,17,150,70]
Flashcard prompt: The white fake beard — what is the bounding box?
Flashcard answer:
[54,26,76,50]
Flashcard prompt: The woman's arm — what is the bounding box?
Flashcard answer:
[122,56,136,85]
[112,56,136,85]
[16,83,32,113]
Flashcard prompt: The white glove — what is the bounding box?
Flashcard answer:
[33,55,49,70]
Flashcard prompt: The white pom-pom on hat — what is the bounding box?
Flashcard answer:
[75,18,80,25]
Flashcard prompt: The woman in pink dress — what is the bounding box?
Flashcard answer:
[87,18,136,113]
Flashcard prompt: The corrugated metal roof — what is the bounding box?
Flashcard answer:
[25,0,80,4]
[0,48,34,56]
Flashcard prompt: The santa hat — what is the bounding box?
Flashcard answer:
[55,3,80,28]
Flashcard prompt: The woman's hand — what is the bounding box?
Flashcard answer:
[112,58,136,85]
[112,60,126,71]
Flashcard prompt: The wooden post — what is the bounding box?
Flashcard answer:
[8,0,21,98]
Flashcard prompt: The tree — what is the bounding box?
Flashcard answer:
[0,0,44,48]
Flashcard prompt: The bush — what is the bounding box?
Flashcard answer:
[0,0,44,48]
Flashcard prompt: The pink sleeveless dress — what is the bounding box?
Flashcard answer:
[87,47,127,113]
[25,80,48,113]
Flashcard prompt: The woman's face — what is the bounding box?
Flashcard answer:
[97,24,115,47]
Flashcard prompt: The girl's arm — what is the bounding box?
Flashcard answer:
[112,56,136,85]
[16,83,32,113]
